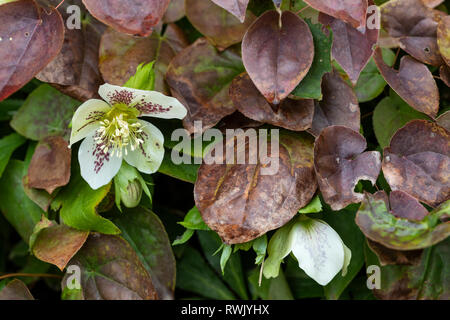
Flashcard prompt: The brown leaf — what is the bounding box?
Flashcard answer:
[314,126,381,210]
[381,0,445,66]
[163,0,185,23]
[37,2,105,102]
[65,234,158,300]
[229,73,314,131]
[194,131,317,244]
[216,111,262,132]
[440,65,450,87]
[367,239,423,266]
[82,0,169,37]
[309,72,360,137]
[23,175,54,211]
[0,0,64,101]
[437,15,450,67]
[242,10,314,104]
[436,110,450,131]
[99,24,188,95]
[166,38,244,134]
[186,0,255,50]
[421,0,445,7]
[27,136,71,194]
[389,190,429,221]
[319,9,379,85]
[382,120,449,206]
[0,279,34,300]
[304,0,368,29]
[373,49,439,118]
[32,224,89,271]
[210,0,250,23]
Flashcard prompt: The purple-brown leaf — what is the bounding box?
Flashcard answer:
[314,126,381,210]
[230,73,314,131]
[242,10,314,104]
[0,279,34,300]
[82,0,169,37]
[373,49,439,118]
[382,120,449,207]
[210,0,250,23]
[0,0,64,101]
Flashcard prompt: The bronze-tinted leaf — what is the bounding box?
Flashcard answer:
[421,0,444,7]
[314,126,381,210]
[367,239,423,266]
[0,279,34,300]
[389,190,429,221]
[382,120,449,206]
[319,10,379,85]
[186,0,255,50]
[166,38,245,134]
[195,131,317,244]
[27,136,71,194]
[373,49,439,118]
[99,24,188,94]
[37,1,104,102]
[381,0,444,66]
[32,223,89,271]
[242,10,314,104]
[309,72,360,137]
[356,191,450,250]
[64,234,158,300]
[163,0,185,23]
[436,110,450,131]
[440,65,450,87]
[303,0,368,29]
[229,73,314,131]
[0,0,64,101]
[437,15,450,67]
[23,175,54,212]
[210,0,250,23]
[82,0,169,37]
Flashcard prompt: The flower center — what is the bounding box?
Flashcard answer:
[94,103,145,157]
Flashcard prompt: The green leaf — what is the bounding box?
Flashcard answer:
[172,229,195,246]
[253,234,267,265]
[220,244,232,274]
[176,246,236,300]
[0,133,26,178]
[298,195,322,214]
[291,19,332,99]
[114,207,176,299]
[10,84,79,141]
[53,165,120,235]
[178,206,209,230]
[355,48,395,102]
[158,150,199,183]
[284,257,324,299]
[124,61,156,91]
[248,267,294,300]
[364,238,450,299]
[0,99,22,121]
[323,206,365,300]
[0,160,43,241]
[373,90,429,148]
[197,230,249,299]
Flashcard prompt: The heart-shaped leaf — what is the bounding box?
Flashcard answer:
[314,126,381,210]
[166,38,245,134]
[82,0,169,37]
[230,73,314,131]
[382,120,449,206]
[373,49,439,118]
[195,131,317,244]
[0,0,64,101]
[381,0,445,66]
[242,10,314,104]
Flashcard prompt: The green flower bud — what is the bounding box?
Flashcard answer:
[114,162,151,210]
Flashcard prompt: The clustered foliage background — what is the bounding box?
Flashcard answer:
[0,0,449,300]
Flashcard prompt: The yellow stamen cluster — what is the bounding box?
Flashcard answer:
[94,104,144,157]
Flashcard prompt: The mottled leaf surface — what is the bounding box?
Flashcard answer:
[314,126,381,210]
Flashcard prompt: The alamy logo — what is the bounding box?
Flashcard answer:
[366,265,381,290]
[65,265,81,290]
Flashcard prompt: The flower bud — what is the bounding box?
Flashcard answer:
[114,162,145,209]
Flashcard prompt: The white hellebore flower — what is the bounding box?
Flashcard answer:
[70,83,187,189]
[264,217,351,286]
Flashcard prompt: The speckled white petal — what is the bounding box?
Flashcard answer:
[70,99,111,147]
[79,132,123,190]
[291,219,346,286]
[124,119,164,174]
[98,83,187,119]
